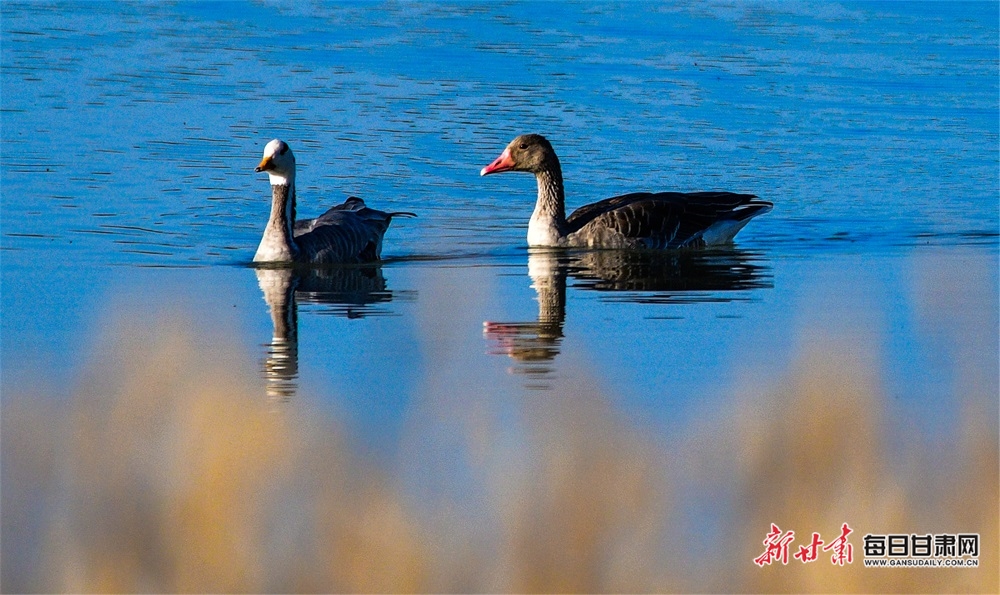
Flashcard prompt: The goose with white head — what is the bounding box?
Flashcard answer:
[481,134,772,249]
[254,139,413,264]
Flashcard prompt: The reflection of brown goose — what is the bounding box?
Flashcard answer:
[568,249,770,298]
[481,134,771,249]
[484,251,566,387]
[485,251,565,357]
[484,248,771,383]
[255,265,394,401]
[254,139,414,264]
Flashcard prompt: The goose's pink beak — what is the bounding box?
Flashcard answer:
[480,148,515,176]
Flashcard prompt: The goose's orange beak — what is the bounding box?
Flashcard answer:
[480,148,515,176]
[255,156,273,172]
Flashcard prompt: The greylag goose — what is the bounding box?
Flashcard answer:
[254,139,414,264]
[480,134,772,249]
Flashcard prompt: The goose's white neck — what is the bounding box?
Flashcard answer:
[254,174,299,262]
[266,171,292,187]
[528,169,567,247]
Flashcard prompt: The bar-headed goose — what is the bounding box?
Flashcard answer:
[254,139,413,264]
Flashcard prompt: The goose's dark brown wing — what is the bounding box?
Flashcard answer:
[566,191,770,249]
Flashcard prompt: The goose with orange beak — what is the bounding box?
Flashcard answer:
[253,139,414,264]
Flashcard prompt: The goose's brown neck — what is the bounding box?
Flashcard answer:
[528,164,568,246]
[268,183,296,245]
[255,179,299,262]
[535,168,566,220]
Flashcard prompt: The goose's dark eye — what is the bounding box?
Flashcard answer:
[518,143,528,150]
[278,144,288,155]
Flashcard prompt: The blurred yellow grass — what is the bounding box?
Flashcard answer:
[2,311,997,593]
[728,341,998,593]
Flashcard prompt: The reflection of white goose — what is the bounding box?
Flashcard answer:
[481,134,772,249]
[254,139,414,264]
[255,265,394,401]
[255,267,299,402]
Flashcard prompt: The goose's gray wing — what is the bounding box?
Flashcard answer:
[294,197,366,236]
[294,198,415,264]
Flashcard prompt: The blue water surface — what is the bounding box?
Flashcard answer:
[2,1,997,450]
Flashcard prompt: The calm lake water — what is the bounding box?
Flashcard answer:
[2,2,998,592]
